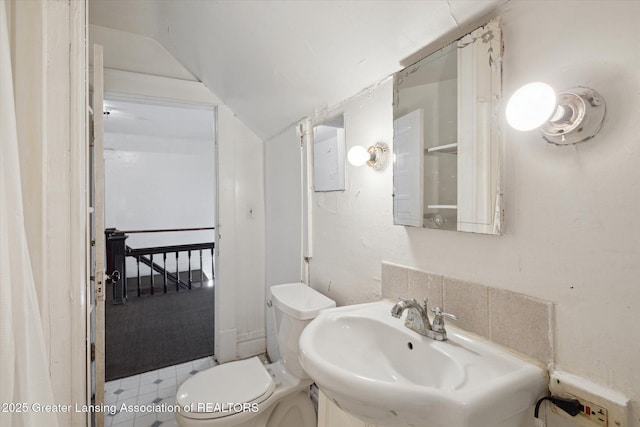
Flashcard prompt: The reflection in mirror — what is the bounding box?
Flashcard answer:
[393,18,502,234]
[313,115,345,192]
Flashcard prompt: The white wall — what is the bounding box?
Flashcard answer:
[104,132,215,277]
[264,126,304,360]
[299,0,640,417]
[265,126,303,287]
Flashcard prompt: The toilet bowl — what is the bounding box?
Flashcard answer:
[176,283,335,427]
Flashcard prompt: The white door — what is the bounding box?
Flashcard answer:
[393,109,424,227]
[89,43,106,427]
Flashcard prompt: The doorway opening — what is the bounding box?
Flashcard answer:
[101,98,216,381]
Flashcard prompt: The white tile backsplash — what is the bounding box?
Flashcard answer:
[443,277,490,338]
[381,262,409,300]
[408,269,443,309]
[381,262,554,365]
[489,288,553,364]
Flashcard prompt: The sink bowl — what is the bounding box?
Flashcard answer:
[299,301,547,427]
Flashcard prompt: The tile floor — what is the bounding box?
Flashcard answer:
[104,356,216,427]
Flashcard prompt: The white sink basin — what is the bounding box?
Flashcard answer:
[299,301,547,427]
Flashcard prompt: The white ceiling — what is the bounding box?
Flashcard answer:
[90,0,503,140]
[90,25,198,81]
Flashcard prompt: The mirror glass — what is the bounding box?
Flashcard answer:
[393,18,502,234]
[313,114,346,192]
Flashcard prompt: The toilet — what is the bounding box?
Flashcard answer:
[175,283,336,427]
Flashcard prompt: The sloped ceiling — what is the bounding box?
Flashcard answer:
[90,0,503,140]
[90,25,198,81]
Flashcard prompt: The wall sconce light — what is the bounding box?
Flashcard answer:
[347,143,389,170]
[506,82,606,145]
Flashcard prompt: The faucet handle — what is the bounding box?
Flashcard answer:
[430,307,457,338]
[430,307,458,322]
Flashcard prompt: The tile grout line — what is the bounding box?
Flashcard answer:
[105,356,215,427]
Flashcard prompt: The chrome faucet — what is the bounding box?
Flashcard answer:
[391,298,458,341]
[391,297,432,336]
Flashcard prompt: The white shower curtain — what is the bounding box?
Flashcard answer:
[0,1,60,426]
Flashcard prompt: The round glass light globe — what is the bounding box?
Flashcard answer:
[347,145,370,166]
[506,82,557,131]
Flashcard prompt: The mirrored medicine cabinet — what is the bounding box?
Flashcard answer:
[393,18,503,234]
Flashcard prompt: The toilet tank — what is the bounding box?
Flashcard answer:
[270,283,335,378]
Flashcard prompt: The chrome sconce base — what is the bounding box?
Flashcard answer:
[506,83,606,146]
[366,143,389,170]
[347,142,389,170]
[540,87,606,146]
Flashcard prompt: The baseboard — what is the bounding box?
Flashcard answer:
[217,328,237,363]
[237,329,265,342]
[237,336,266,359]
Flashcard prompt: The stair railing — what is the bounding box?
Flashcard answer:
[106,227,215,304]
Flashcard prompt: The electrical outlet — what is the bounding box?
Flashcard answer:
[564,393,608,426]
[550,371,630,427]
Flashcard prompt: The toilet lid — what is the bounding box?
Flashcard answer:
[176,357,275,420]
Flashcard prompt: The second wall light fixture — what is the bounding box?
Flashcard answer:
[347,143,389,170]
[505,82,606,145]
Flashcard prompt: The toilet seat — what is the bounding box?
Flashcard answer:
[177,357,275,421]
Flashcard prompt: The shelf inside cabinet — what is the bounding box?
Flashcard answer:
[427,205,458,209]
[426,143,457,154]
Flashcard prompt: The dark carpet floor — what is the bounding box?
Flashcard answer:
[105,286,214,381]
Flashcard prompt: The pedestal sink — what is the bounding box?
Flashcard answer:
[299,301,547,427]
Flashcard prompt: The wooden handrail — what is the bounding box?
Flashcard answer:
[110,226,215,234]
[127,242,214,257]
